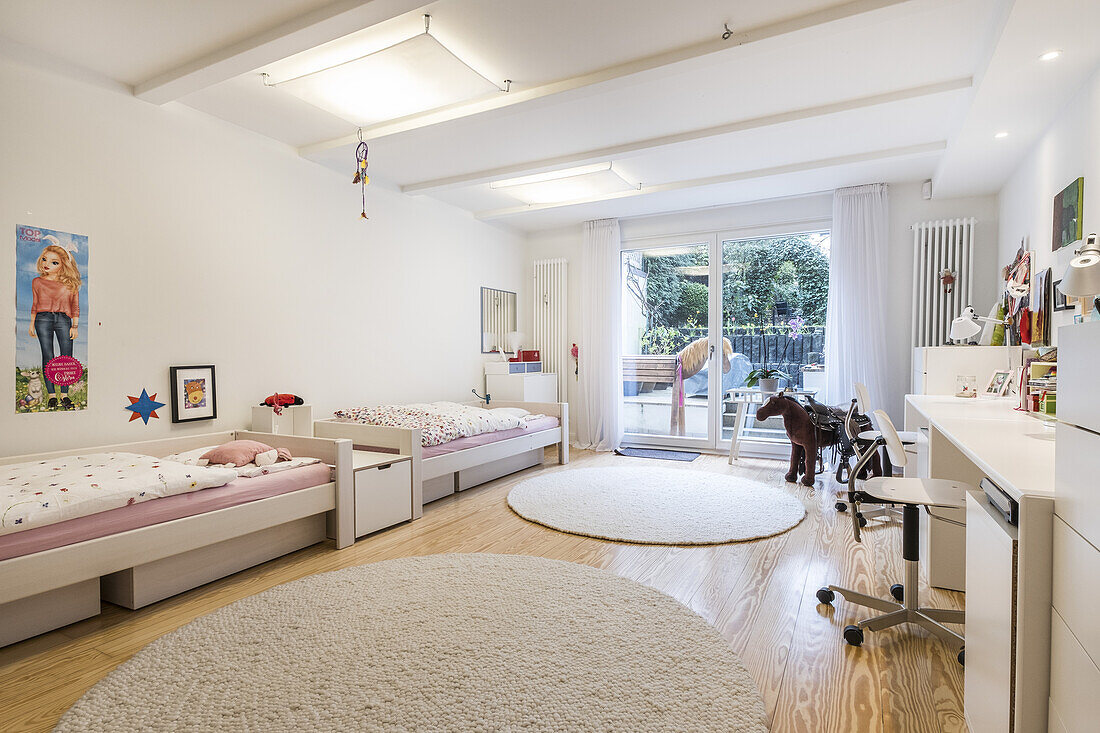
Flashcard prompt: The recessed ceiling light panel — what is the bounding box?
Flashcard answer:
[994,131,1009,139]
[274,33,500,126]
[1039,49,1063,61]
[491,163,636,205]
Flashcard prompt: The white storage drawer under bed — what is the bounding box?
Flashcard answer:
[354,459,413,537]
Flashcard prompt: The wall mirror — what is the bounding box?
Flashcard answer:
[481,286,517,353]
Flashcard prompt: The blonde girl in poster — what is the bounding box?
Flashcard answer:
[28,236,80,409]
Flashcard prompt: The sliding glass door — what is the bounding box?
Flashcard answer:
[620,227,830,454]
[620,236,719,449]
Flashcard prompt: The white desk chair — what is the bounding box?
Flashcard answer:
[837,399,897,526]
[853,383,919,473]
[817,409,971,665]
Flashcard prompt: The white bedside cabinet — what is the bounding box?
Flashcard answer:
[352,451,414,538]
[484,361,557,402]
[251,404,313,436]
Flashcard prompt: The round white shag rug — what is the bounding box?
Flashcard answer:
[507,466,805,544]
[56,554,768,733]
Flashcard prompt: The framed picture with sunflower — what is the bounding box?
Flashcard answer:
[169,365,217,423]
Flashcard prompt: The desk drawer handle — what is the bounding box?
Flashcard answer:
[378,464,391,471]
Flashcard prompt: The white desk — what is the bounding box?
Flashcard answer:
[903,394,1055,733]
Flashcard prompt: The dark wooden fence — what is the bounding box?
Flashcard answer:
[637,326,825,388]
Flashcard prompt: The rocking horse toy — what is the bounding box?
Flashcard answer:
[755,390,881,487]
[755,391,825,486]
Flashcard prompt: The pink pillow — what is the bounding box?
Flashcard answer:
[200,440,290,467]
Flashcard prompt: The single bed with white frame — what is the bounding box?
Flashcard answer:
[0,430,353,647]
[314,400,568,509]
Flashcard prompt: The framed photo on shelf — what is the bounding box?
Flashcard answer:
[985,369,1012,396]
[169,365,217,422]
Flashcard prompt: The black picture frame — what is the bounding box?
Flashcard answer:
[169,365,218,423]
[1053,280,1071,311]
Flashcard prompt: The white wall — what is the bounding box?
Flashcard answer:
[0,56,525,457]
[526,186,998,434]
[886,182,999,419]
[997,64,1100,340]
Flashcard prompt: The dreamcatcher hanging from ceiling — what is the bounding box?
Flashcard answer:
[352,128,369,219]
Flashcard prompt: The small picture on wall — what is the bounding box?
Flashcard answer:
[170,365,217,422]
[1052,176,1084,251]
[1053,280,1071,311]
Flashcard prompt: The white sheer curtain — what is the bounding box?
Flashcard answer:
[824,183,890,411]
[576,218,623,451]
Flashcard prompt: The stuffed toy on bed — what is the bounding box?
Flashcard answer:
[199,440,291,468]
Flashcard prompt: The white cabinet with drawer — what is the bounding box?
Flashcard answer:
[1050,321,1100,731]
[352,451,413,538]
[486,369,558,402]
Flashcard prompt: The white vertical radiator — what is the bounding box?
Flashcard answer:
[910,218,976,347]
[532,258,568,400]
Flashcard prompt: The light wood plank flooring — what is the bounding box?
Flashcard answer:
[0,449,966,732]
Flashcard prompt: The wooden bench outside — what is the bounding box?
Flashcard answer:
[622,354,677,393]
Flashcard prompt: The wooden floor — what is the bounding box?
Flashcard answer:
[0,449,967,732]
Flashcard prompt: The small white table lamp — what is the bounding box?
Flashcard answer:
[949,306,1008,342]
[1058,233,1100,297]
[506,331,525,355]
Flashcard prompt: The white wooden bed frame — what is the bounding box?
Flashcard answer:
[0,430,353,647]
[314,400,568,509]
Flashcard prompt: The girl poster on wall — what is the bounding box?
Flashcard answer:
[15,225,89,413]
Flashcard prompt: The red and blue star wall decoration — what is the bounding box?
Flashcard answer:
[125,389,166,424]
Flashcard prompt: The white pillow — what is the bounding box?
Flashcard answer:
[489,407,530,419]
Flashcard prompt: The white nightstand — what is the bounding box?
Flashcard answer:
[251,404,313,436]
[352,450,414,538]
[484,361,558,402]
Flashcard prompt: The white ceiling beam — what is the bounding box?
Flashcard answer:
[402,77,971,194]
[133,0,427,104]
[299,0,917,154]
[474,141,946,220]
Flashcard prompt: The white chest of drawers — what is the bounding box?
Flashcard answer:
[1049,322,1100,733]
[485,361,558,402]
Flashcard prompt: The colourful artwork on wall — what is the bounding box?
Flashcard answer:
[125,389,165,424]
[15,225,89,413]
[1052,177,1084,251]
[170,365,217,422]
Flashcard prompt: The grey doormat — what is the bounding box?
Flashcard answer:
[615,447,700,462]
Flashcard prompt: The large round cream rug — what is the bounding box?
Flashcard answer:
[56,554,767,733]
[508,466,805,544]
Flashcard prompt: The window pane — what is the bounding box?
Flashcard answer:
[621,243,710,439]
[720,231,830,443]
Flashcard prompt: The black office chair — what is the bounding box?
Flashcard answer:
[816,409,971,665]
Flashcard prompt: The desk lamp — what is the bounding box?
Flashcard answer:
[1058,233,1100,298]
[949,306,1009,342]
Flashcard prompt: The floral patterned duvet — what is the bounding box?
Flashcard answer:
[332,402,530,447]
[1,452,238,536]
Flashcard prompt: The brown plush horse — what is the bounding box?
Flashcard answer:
[755,392,821,486]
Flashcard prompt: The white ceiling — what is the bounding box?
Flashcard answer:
[2,0,1097,231]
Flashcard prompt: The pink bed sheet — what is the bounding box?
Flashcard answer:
[421,416,560,458]
[0,462,333,562]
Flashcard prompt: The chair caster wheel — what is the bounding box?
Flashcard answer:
[858,514,868,527]
[843,625,864,647]
[835,501,848,512]
[816,587,835,604]
[957,648,964,667]
[890,584,904,603]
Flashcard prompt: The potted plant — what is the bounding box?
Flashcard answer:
[746,366,790,394]
[745,316,803,393]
